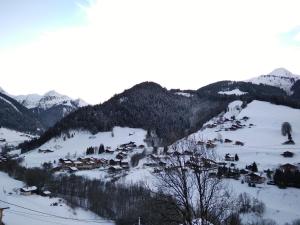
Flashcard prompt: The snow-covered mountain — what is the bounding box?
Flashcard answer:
[15,90,88,110]
[2,90,89,128]
[248,68,300,94]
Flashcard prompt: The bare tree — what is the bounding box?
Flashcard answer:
[155,137,233,225]
[281,122,292,140]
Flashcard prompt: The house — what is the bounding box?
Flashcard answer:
[281,151,294,158]
[38,149,54,153]
[224,139,232,143]
[225,154,235,161]
[41,190,52,197]
[20,186,37,196]
[68,167,78,173]
[105,149,114,154]
[108,166,122,173]
[245,173,266,184]
[109,159,118,166]
[279,163,299,173]
[235,141,244,146]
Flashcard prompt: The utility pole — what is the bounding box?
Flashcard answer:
[0,207,9,225]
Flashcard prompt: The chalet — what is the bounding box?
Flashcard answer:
[116,154,124,160]
[108,166,122,173]
[224,139,232,143]
[38,149,54,153]
[109,159,118,166]
[279,163,299,173]
[235,141,244,146]
[105,149,114,154]
[245,173,266,184]
[281,151,294,158]
[0,138,6,142]
[68,167,78,173]
[206,142,216,149]
[41,190,52,197]
[20,186,37,196]
[225,154,235,161]
[217,162,227,167]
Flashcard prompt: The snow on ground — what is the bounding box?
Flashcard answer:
[0,172,114,225]
[188,100,300,224]
[193,100,300,171]
[218,88,248,96]
[228,180,300,224]
[22,127,147,168]
[175,92,193,97]
[0,128,34,148]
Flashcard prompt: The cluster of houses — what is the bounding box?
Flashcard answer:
[56,157,105,172]
[52,142,144,174]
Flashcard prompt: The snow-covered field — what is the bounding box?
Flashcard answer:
[22,127,147,168]
[192,100,300,171]
[0,128,34,148]
[0,172,114,225]
[189,100,300,224]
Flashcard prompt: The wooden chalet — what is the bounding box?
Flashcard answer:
[279,163,299,173]
[245,173,266,184]
[20,186,37,196]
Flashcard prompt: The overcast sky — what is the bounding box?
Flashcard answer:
[1,0,300,104]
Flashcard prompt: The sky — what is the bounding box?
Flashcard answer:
[1,0,300,104]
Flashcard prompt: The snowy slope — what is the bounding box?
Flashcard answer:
[186,100,300,224]
[248,68,300,94]
[22,127,147,168]
[0,128,35,148]
[0,172,114,225]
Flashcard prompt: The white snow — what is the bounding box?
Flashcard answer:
[14,90,89,109]
[22,127,147,168]
[248,68,300,94]
[218,88,248,96]
[0,172,114,225]
[0,128,34,148]
[187,100,300,224]
[175,92,193,97]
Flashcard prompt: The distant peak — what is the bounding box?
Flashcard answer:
[268,68,298,78]
[44,90,64,97]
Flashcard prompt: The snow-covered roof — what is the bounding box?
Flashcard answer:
[21,186,37,192]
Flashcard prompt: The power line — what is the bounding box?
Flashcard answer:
[0,199,112,223]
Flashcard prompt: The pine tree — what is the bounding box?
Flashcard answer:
[235,154,239,161]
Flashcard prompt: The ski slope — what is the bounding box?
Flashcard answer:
[0,172,114,225]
